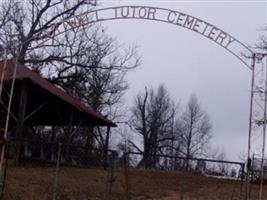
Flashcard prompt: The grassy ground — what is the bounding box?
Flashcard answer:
[2,163,267,200]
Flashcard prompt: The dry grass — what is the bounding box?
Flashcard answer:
[2,163,267,200]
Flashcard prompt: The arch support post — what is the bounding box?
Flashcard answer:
[246,53,256,200]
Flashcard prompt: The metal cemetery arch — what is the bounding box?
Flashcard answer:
[36,5,253,69]
[7,5,263,200]
[37,5,261,199]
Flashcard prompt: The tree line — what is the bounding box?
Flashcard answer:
[128,85,212,169]
[0,0,266,169]
[0,0,139,153]
[0,1,211,168]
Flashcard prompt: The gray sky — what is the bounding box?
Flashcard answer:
[98,0,266,161]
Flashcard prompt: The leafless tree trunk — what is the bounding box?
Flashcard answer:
[0,0,140,163]
[217,149,229,175]
[130,84,177,168]
[175,94,212,170]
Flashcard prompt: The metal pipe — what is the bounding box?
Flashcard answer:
[259,55,267,200]
[53,143,62,200]
[246,53,256,200]
[0,59,19,171]
[0,47,22,197]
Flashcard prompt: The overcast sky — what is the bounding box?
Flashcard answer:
[97,0,266,161]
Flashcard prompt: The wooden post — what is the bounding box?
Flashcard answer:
[53,143,62,200]
[51,126,56,162]
[40,142,45,160]
[24,139,29,157]
[104,126,111,170]
[124,152,130,200]
[14,81,28,165]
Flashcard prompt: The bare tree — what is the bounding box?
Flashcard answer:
[52,39,140,149]
[175,94,212,170]
[0,0,139,97]
[216,149,229,175]
[254,28,267,53]
[130,84,176,168]
[0,0,140,159]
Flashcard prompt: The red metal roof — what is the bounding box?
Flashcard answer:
[0,60,116,127]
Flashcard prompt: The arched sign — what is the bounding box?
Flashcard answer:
[35,6,253,69]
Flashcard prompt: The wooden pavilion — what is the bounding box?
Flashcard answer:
[0,59,116,164]
[0,59,116,127]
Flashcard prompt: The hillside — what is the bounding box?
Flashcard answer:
[2,164,266,200]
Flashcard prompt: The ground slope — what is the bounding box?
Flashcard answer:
[2,164,266,200]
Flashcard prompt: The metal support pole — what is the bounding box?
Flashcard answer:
[0,58,19,198]
[246,53,256,200]
[14,81,28,165]
[259,56,267,200]
[53,143,62,200]
[240,164,245,199]
[124,152,130,200]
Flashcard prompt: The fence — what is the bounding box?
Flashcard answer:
[126,151,245,174]
[123,151,246,200]
[6,139,115,168]
[1,140,266,200]
[2,139,118,200]
[251,155,267,182]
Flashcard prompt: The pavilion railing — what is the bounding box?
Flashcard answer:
[6,138,117,169]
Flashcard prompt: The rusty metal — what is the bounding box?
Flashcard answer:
[246,53,256,200]
[259,55,267,200]
[0,56,19,198]
[33,5,252,69]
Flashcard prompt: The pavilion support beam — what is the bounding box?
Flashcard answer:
[14,81,28,166]
[0,100,17,122]
[105,126,111,152]
[51,125,56,162]
[103,126,111,170]
[24,102,47,122]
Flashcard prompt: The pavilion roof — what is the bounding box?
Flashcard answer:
[0,60,116,127]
